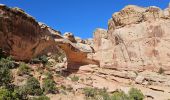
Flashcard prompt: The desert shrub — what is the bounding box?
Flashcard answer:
[83,87,98,98]
[29,95,50,100]
[0,65,12,86]
[98,88,110,100]
[39,55,48,65]
[83,87,111,100]
[0,87,21,100]
[17,62,31,76]
[53,51,65,63]
[111,90,129,100]
[30,55,48,65]
[44,61,53,68]
[128,88,144,100]
[30,58,41,64]
[44,72,53,79]
[158,67,164,74]
[13,86,28,100]
[42,79,56,94]
[70,75,79,82]
[25,77,43,96]
[0,56,15,69]
[0,87,13,100]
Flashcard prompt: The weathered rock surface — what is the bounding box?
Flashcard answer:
[63,32,77,43]
[0,5,58,61]
[74,65,170,100]
[75,37,85,44]
[93,28,114,67]
[89,5,170,99]
[94,5,170,71]
[84,38,94,47]
[0,5,99,67]
[55,38,99,68]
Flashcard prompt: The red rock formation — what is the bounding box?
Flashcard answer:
[0,4,99,67]
[0,5,58,61]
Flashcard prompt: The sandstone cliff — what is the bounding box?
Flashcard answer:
[0,4,98,67]
[0,4,58,61]
[94,5,170,72]
[90,5,170,99]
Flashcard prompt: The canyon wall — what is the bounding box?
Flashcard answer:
[0,4,98,67]
[94,5,170,72]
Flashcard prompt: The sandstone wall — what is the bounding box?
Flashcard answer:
[0,4,99,67]
[94,5,170,71]
[0,5,58,61]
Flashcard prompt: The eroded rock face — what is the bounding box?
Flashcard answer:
[93,28,114,67]
[94,5,170,71]
[54,38,99,69]
[0,5,58,61]
[0,5,99,67]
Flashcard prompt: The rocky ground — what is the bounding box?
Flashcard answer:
[45,64,170,100]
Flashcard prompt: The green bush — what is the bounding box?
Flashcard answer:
[42,79,56,94]
[39,55,48,65]
[83,88,111,100]
[83,87,98,98]
[0,57,15,87]
[98,88,110,100]
[44,72,53,79]
[0,87,21,100]
[25,77,43,96]
[17,62,31,76]
[0,88,13,100]
[0,66,12,86]
[13,86,28,100]
[82,87,144,100]
[0,56,15,69]
[53,52,65,63]
[29,95,50,100]
[30,55,48,65]
[30,58,41,64]
[128,88,144,100]
[45,62,53,68]
[70,75,79,82]
[111,90,129,100]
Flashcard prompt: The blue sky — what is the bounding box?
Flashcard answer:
[0,0,170,38]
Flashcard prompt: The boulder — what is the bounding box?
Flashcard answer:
[75,37,85,44]
[63,32,77,43]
